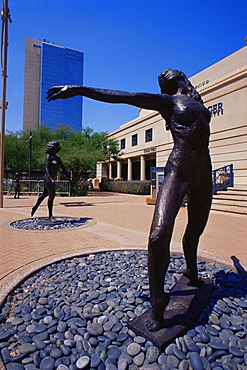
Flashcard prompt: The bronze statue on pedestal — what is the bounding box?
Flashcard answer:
[47,69,212,331]
[31,141,71,221]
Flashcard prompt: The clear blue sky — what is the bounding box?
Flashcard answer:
[3,0,247,134]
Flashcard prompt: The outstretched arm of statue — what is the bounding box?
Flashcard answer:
[46,85,172,112]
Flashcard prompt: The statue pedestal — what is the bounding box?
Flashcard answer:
[128,275,212,351]
[37,218,64,226]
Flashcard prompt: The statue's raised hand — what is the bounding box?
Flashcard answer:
[46,85,76,102]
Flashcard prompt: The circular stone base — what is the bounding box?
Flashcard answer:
[10,217,88,231]
[0,251,246,370]
[37,219,65,226]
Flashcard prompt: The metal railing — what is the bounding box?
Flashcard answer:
[3,180,71,196]
[212,164,233,192]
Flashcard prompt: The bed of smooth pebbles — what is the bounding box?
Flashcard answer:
[0,251,247,370]
[10,218,87,231]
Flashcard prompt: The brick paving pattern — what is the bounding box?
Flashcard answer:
[1,192,246,283]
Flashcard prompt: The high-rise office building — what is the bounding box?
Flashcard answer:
[23,38,84,132]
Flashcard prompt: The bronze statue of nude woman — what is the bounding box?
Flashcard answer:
[47,69,212,331]
[31,141,71,221]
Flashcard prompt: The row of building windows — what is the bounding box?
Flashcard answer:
[120,128,153,149]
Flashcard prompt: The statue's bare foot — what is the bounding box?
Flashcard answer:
[183,269,204,287]
[49,216,55,222]
[31,207,36,217]
[146,293,170,332]
[146,317,164,332]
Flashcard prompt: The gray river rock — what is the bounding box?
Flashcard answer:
[0,251,247,369]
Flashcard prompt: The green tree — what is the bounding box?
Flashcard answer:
[4,133,27,174]
[29,124,75,170]
[60,128,112,182]
[4,124,122,181]
[102,137,123,161]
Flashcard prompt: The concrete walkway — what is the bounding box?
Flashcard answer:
[0,192,247,303]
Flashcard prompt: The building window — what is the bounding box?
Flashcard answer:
[132,134,138,146]
[145,128,153,142]
[121,138,125,149]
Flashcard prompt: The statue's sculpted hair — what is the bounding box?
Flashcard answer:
[158,69,203,104]
[45,141,61,154]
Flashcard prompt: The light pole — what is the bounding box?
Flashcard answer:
[103,143,111,179]
[0,0,11,207]
[106,144,111,179]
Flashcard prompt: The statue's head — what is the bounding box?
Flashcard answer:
[158,69,184,85]
[158,68,203,103]
[45,141,61,154]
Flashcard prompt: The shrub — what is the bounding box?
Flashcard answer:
[99,180,150,195]
[99,180,109,191]
[72,181,89,196]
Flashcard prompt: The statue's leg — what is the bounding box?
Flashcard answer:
[182,179,212,285]
[31,189,48,216]
[147,174,187,331]
[47,183,56,221]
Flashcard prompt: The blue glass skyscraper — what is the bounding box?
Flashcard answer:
[23,38,84,132]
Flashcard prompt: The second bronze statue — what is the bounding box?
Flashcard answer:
[47,69,212,331]
[31,141,71,222]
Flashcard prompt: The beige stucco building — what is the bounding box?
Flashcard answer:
[97,46,247,188]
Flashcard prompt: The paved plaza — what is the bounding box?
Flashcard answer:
[0,192,247,370]
[0,191,246,302]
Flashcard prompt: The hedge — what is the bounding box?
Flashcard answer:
[72,182,89,196]
[99,180,150,195]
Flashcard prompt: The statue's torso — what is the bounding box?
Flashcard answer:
[44,154,62,182]
[161,95,212,184]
